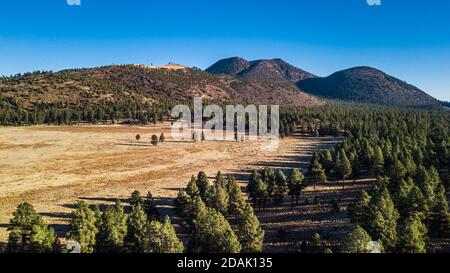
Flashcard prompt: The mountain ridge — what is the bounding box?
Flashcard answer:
[297,66,440,107]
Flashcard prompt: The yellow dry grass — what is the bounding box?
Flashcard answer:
[0,123,340,242]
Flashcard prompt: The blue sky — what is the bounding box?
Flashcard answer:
[0,0,449,100]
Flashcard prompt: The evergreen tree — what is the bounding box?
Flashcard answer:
[151,134,158,146]
[288,168,305,206]
[96,201,128,252]
[309,153,327,189]
[159,133,165,143]
[341,226,379,253]
[186,176,200,198]
[29,221,57,253]
[143,191,160,221]
[147,216,184,253]
[237,204,264,252]
[130,190,144,208]
[196,171,209,199]
[125,203,149,252]
[427,185,450,238]
[369,181,399,250]
[227,177,246,218]
[372,146,385,176]
[397,213,428,253]
[192,207,241,253]
[67,201,98,253]
[207,183,229,216]
[7,203,43,252]
[347,190,372,228]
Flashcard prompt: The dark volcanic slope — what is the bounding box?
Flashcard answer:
[0,64,325,109]
[206,57,316,83]
[297,66,440,107]
[204,57,250,77]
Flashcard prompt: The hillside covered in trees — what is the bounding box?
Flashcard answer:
[0,64,324,125]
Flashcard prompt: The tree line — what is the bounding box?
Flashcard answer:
[6,191,183,253]
[174,171,264,253]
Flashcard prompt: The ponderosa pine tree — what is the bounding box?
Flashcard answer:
[29,221,57,253]
[196,171,209,199]
[368,181,399,251]
[227,177,246,218]
[125,203,149,252]
[151,134,158,146]
[186,176,200,198]
[143,191,160,221]
[340,226,376,253]
[288,168,305,207]
[159,133,165,143]
[237,204,264,253]
[347,190,372,229]
[130,190,144,208]
[192,207,241,253]
[372,146,385,176]
[7,203,45,252]
[207,182,229,216]
[67,201,98,253]
[427,185,450,238]
[309,153,327,189]
[262,167,276,202]
[146,216,184,253]
[96,201,128,253]
[397,213,428,253]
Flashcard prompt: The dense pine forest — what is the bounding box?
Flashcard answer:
[2,104,449,253]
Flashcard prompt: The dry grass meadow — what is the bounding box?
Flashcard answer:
[0,123,342,246]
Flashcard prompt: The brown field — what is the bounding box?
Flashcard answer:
[0,123,342,247]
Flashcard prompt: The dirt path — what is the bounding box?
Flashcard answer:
[0,124,340,242]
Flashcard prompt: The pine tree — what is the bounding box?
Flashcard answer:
[147,216,184,253]
[247,170,261,203]
[192,207,241,253]
[29,221,57,253]
[309,153,327,189]
[67,201,98,253]
[143,191,160,221]
[227,177,246,218]
[427,185,450,238]
[174,190,192,221]
[372,146,385,176]
[341,226,379,253]
[237,204,264,252]
[397,213,428,253]
[7,203,43,252]
[369,182,399,250]
[151,134,158,146]
[125,203,149,252]
[262,167,276,201]
[347,190,372,228]
[130,190,144,208]
[186,176,200,198]
[208,183,229,216]
[159,133,165,143]
[96,201,128,252]
[254,178,269,210]
[288,168,305,207]
[196,171,209,199]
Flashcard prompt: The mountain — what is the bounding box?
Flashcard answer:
[297,66,440,107]
[0,64,324,110]
[206,57,316,83]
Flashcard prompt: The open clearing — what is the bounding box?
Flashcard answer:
[0,124,341,243]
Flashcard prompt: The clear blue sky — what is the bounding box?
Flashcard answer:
[1,0,449,100]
